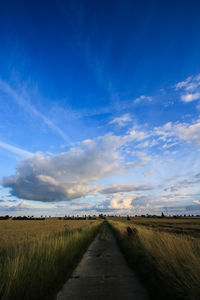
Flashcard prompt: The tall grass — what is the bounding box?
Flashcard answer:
[0,218,95,248]
[0,220,101,300]
[109,220,200,300]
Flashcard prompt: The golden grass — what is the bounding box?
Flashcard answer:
[109,219,200,299]
[0,218,95,248]
[110,216,200,237]
[0,219,102,300]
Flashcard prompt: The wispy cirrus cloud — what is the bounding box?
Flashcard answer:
[174,74,200,103]
[0,79,69,142]
[164,173,200,193]
[109,113,131,127]
[154,120,200,146]
[100,183,152,194]
[0,141,33,157]
[175,74,200,91]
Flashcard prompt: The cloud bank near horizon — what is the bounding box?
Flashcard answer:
[2,133,150,202]
[1,116,200,208]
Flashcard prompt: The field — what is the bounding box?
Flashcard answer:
[1,217,200,300]
[125,216,200,237]
[109,217,200,300]
[0,218,102,300]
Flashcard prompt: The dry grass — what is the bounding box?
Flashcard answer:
[0,218,102,300]
[127,216,200,237]
[0,218,95,248]
[109,219,200,300]
[110,216,200,237]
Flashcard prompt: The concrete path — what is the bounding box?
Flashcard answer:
[57,224,149,300]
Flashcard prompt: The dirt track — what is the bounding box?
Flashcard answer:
[57,224,149,300]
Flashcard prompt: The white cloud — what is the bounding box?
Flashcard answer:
[2,133,148,202]
[175,74,200,91]
[175,122,200,146]
[174,74,200,103]
[134,95,152,103]
[108,194,135,210]
[154,121,200,146]
[129,127,150,141]
[135,141,149,148]
[17,200,33,209]
[193,200,200,205]
[109,114,131,127]
[181,92,200,103]
[162,142,177,149]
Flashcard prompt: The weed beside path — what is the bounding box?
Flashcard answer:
[109,220,200,300]
[0,220,102,300]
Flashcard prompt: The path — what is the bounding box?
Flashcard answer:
[57,223,149,300]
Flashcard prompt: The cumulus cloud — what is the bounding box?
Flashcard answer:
[100,184,152,194]
[2,117,199,206]
[108,194,135,210]
[2,134,149,202]
[102,194,151,211]
[109,114,131,127]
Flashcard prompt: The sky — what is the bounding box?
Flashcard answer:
[0,0,200,216]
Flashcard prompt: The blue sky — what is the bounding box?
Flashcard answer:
[0,0,200,216]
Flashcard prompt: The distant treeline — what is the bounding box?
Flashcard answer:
[13,216,45,220]
[0,215,98,220]
[0,215,10,220]
[1,213,200,221]
[59,215,97,220]
[0,215,45,220]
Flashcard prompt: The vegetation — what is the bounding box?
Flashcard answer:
[109,218,200,300]
[0,218,102,300]
[125,216,200,237]
[100,222,107,240]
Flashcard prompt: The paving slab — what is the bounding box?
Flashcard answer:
[57,223,149,300]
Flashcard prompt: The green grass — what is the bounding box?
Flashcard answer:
[100,222,107,240]
[109,219,200,300]
[0,221,101,300]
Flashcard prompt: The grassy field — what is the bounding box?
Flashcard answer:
[0,218,102,300]
[109,217,200,300]
[121,216,200,237]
